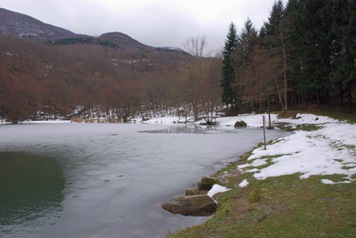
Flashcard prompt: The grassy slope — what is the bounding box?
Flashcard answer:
[169,111,356,238]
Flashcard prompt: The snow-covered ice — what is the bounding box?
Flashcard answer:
[0,121,288,238]
[1,112,354,238]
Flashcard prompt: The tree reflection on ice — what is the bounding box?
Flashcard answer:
[140,125,218,134]
[0,152,64,226]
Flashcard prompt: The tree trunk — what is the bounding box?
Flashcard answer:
[325,88,330,105]
[192,102,199,121]
[339,83,344,105]
[275,80,285,112]
[281,31,288,111]
[347,84,352,107]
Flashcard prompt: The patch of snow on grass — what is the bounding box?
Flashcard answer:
[208,184,231,198]
[278,113,339,125]
[239,179,249,188]
[238,159,268,170]
[238,115,356,184]
[216,113,278,128]
[321,179,352,185]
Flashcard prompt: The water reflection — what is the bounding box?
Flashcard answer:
[0,152,64,228]
[0,123,291,237]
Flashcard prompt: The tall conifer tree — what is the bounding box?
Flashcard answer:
[221,22,238,109]
[342,0,356,105]
[289,0,333,104]
[329,0,350,105]
[233,19,258,111]
[262,0,289,111]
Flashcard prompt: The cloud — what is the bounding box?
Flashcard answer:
[1,0,287,53]
[113,3,201,48]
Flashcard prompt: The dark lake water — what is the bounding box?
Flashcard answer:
[0,123,290,238]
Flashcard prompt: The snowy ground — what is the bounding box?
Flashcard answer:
[145,113,356,188]
[236,113,356,186]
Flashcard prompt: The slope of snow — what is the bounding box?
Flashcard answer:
[236,114,356,184]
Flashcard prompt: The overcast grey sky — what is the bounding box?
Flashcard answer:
[0,0,287,54]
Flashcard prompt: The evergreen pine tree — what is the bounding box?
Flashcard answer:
[235,19,258,64]
[221,22,238,108]
[265,0,284,45]
[342,0,356,105]
[262,0,289,111]
[233,19,258,111]
[289,0,334,104]
[329,0,350,105]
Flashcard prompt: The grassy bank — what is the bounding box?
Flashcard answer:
[170,170,355,237]
[168,112,356,238]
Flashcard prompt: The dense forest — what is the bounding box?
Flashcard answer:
[221,0,356,114]
[0,0,355,123]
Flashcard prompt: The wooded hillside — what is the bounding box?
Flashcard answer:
[1,0,355,122]
[0,33,203,121]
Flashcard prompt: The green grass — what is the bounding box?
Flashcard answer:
[169,173,356,238]
[167,110,356,238]
[295,123,323,131]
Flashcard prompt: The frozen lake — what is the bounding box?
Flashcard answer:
[0,123,290,237]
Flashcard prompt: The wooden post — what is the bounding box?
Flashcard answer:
[267,98,272,129]
[263,115,266,150]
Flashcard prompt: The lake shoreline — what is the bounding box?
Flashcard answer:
[0,117,290,238]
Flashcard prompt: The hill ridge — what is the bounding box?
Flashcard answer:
[0,7,77,41]
[0,8,155,50]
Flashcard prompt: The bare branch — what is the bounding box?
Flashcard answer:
[183,36,206,57]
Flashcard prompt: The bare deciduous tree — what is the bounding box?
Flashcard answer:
[183,36,206,57]
[180,36,222,122]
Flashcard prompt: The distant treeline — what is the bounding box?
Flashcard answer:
[51,37,120,48]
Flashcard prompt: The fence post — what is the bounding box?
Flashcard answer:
[263,115,266,150]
